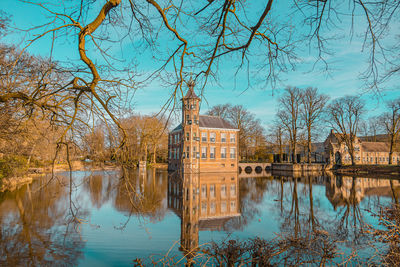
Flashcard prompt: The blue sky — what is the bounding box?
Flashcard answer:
[2,0,400,130]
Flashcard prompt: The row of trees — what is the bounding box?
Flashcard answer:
[81,114,169,166]
[272,86,400,166]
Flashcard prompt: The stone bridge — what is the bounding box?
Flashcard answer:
[238,162,272,178]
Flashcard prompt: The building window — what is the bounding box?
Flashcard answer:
[230,133,235,143]
[210,202,216,214]
[193,146,199,158]
[221,133,226,143]
[169,135,172,144]
[210,132,216,143]
[201,202,207,215]
[210,184,216,198]
[230,184,236,197]
[210,147,215,159]
[230,148,236,159]
[221,147,226,159]
[201,132,207,142]
[177,148,180,159]
[201,147,207,159]
[230,200,236,211]
[221,201,227,213]
[186,132,189,141]
[201,185,207,198]
[221,185,227,198]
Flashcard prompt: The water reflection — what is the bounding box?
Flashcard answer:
[0,169,399,265]
[168,172,240,259]
[114,168,168,222]
[0,175,85,266]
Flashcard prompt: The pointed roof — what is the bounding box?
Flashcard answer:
[183,77,200,99]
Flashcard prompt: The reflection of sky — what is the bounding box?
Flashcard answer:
[0,170,397,265]
[62,172,397,265]
[2,0,400,131]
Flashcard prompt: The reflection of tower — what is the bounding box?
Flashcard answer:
[181,78,201,173]
[168,172,240,261]
[180,172,199,259]
[168,171,240,263]
[167,171,199,261]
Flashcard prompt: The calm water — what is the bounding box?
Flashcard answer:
[0,168,398,266]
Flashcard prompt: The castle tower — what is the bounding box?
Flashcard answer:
[181,78,201,173]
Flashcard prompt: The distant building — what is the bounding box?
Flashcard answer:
[168,79,239,173]
[324,129,400,165]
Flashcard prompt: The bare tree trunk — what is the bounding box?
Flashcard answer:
[152,145,157,164]
[143,142,148,162]
[307,127,311,163]
[389,135,395,165]
[292,141,297,164]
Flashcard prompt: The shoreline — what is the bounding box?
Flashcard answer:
[0,162,169,192]
[334,164,400,178]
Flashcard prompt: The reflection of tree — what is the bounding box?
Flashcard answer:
[231,177,271,230]
[0,176,85,266]
[390,180,399,204]
[282,177,301,238]
[114,168,168,222]
[333,177,366,246]
[83,173,113,209]
[307,176,318,231]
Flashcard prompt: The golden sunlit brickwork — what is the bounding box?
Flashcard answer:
[168,80,239,173]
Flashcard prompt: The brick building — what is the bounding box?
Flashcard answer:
[168,80,239,173]
[324,130,400,165]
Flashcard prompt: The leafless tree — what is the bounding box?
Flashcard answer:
[327,96,365,166]
[368,116,381,141]
[206,104,232,119]
[208,104,265,160]
[268,120,286,163]
[277,87,303,164]
[300,87,329,163]
[380,98,400,164]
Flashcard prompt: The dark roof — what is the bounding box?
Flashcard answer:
[171,124,182,132]
[361,142,390,152]
[199,115,238,130]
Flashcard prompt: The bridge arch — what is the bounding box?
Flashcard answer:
[244,166,252,174]
[255,166,262,173]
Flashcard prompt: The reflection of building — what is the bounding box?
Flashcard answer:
[325,175,400,209]
[324,130,400,165]
[168,172,240,258]
[168,80,239,173]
